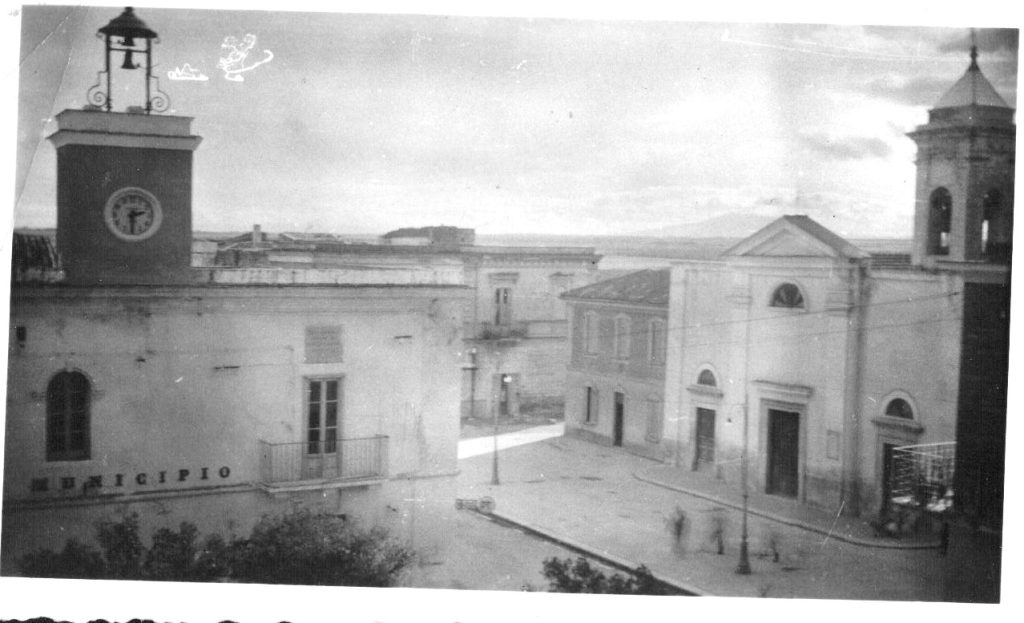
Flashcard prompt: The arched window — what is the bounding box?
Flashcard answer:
[928,187,952,255]
[770,283,805,309]
[884,398,914,420]
[46,371,91,461]
[697,369,717,387]
[982,189,1003,259]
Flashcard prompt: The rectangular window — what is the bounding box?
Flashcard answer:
[614,316,631,359]
[304,326,343,363]
[495,288,513,325]
[584,386,599,425]
[307,378,340,454]
[649,319,666,364]
[584,312,599,354]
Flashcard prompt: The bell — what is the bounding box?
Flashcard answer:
[121,49,137,70]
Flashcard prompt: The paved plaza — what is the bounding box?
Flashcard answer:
[451,427,956,600]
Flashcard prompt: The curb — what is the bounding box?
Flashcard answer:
[633,472,941,550]
[478,508,709,596]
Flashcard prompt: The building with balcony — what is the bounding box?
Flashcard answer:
[214,229,602,423]
[3,8,470,572]
[5,273,469,569]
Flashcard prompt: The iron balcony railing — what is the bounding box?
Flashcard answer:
[258,436,388,485]
[475,321,529,340]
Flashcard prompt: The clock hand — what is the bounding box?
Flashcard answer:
[127,207,152,234]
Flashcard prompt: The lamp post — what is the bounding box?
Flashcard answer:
[736,291,753,575]
[492,373,510,486]
[736,398,752,574]
[466,348,478,421]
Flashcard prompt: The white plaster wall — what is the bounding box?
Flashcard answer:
[3,285,468,567]
[855,270,963,512]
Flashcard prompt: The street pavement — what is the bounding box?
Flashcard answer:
[402,502,610,591]
[457,422,565,459]
[454,427,955,600]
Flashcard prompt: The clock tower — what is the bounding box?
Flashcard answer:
[48,7,201,286]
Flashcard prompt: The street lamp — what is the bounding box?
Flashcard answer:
[736,298,753,575]
[465,348,478,421]
[492,373,511,485]
[736,398,752,574]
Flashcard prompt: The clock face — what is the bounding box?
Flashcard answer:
[104,187,162,241]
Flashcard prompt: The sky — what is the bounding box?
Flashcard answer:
[9,3,1020,238]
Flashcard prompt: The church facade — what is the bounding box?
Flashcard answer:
[674,51,1011,517]
[561,46,1011,600]
[660,47,1012,599]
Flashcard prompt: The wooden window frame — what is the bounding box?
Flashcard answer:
[306,377,342,455]
[46,371,91,462]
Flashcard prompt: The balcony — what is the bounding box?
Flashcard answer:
[474,321,528,340]
[257,436,388,493]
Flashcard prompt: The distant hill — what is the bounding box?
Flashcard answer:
[11,227,910,260]
[632,212,776,238]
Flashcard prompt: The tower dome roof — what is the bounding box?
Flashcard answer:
[934,46,1011,109]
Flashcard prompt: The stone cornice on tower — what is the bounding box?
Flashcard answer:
[48,109,202,151]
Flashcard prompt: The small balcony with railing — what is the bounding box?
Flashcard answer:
[257,435,389,493]
[467,320,570,341]
[473,320,529,340]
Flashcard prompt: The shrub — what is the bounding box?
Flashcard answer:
[541,556,671,595]
[192,534,237,581]
[144,522,201,581]
[18,539,106,579]
[230,509,414,587]
[17,509,413,586]
[95,513,144,579]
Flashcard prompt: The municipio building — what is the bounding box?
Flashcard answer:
[3,8,470,570]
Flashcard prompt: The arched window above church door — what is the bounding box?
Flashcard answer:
[770,283,805,309]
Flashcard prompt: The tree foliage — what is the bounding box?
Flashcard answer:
[541,556,672,595]
[230,509,414,587]
[18,510,413,587]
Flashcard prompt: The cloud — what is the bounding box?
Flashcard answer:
[796,131,892,160]
[938,28,1019,55]
[862,74,954,107]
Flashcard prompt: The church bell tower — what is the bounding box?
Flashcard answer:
[48,7,202,285]
[907,42,1015,267]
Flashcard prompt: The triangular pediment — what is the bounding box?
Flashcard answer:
[742,229,835,257]
[723,215,869,260]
